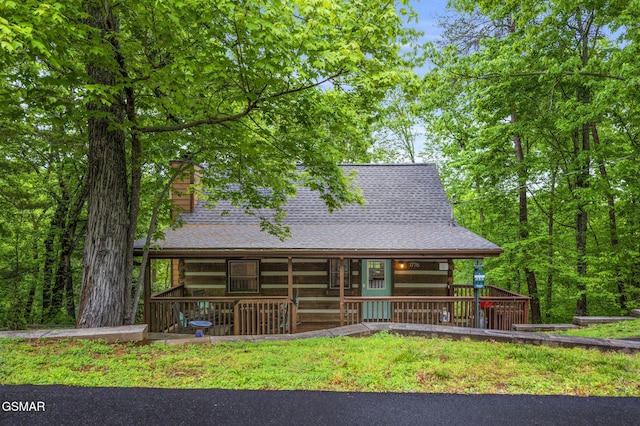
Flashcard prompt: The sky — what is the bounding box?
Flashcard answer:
[404,0,453,78]
[409,0,451,43]
[400,1,453,160]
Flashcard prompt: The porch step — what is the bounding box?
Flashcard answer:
[512,324,579,332]
[572,316,636,326]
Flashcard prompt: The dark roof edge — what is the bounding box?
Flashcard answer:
[134,248,503,259]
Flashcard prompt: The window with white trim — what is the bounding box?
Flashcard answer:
[329,259,351,289]
[228,260,259,293]
[367,260,385,289]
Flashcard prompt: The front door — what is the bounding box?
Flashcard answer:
[361,260,392,320]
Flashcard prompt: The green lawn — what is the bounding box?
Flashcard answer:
[550,318,640,339]
[1,331,638,396]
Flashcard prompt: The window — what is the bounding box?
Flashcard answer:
[329,259,351,289]
[228,260,259,293]
[367,260,385,289]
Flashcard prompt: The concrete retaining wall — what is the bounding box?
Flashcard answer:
[156,322,640,354]
[0,325,148,343]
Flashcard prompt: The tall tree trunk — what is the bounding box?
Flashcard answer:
[24,280,37,324]
[591,124,626,311]
[61,178,88,321]
[57,230,81,322]
[49,185,71,321]
[123,91,140,325]
[128,165,187,325]
[77,1,130,328]
[512,112,541,323]
[574,123,589,317]
[545,169,557,322]
[63,253,76,320]
[42,198,66,322]
[574,13,591,317]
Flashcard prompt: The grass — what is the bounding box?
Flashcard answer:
[549,319,640,339]
[1,332,638,396]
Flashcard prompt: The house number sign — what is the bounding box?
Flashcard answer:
[409,262,421,268]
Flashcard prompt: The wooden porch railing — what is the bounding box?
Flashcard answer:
[149,284,528,334]
[234,298,296,336]
[148,296,236,335]
[344,297,470,327]
[344,294,529,331]
[452,284,525,298]
[152,284,185,298]
[455,285,530,329]
[148,295,296,336]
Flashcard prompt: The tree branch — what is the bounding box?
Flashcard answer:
[138,70,345,134]
[137,105,258,133]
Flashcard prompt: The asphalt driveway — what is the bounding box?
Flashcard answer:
[1,385,639,425]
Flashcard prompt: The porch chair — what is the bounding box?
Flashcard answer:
[173,302,190,333]
[293,290,299,310]
[293,291,302,328]
[278,297,301,334]
[278,302,289,333]
[191,289,211,320]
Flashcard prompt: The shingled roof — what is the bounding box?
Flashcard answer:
[138,164,502,258]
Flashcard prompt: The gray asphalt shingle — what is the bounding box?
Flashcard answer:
[138,164,502,256]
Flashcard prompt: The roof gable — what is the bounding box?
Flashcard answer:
[138,164,502,257]
[184,164,453,226]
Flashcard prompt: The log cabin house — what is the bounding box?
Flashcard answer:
[136,163,529,336]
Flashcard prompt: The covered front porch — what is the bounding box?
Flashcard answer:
[146,282,529,336]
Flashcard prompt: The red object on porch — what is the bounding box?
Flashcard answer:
[480,301,495,309]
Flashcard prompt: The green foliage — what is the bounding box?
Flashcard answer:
[422,0,640,320]
[1,0,420,326]
[0,334,638,396]
[0,57,88,327]
[0,151,50,329]
[371,83,425,163]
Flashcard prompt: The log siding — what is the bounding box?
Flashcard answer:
[169,257,455,324]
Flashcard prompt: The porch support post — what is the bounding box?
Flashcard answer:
[339,257,345,326]
[144,257,151,326]
[287,256,293,300]
[288,256,296,333]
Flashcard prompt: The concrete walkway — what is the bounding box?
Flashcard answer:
[2,322,639,353]
[152,322,640,354]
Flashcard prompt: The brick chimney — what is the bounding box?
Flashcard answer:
[169,161,201,218]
